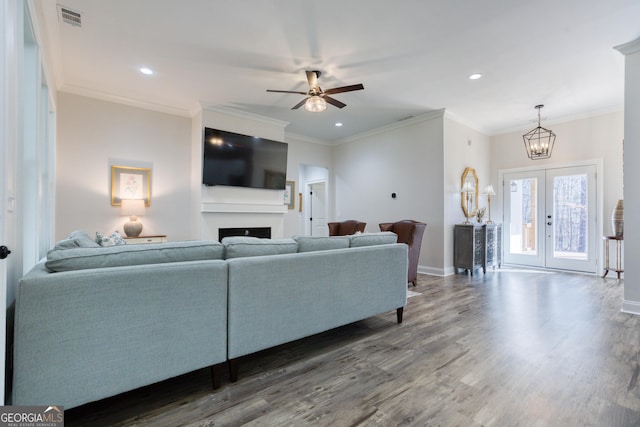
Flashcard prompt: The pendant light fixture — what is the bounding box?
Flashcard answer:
[523,104,556,160]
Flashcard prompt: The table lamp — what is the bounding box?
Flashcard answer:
[461,181,475,224]
[121,199,145,237]
[484,185,496,223]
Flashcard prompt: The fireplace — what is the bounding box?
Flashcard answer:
[218,227,271,242]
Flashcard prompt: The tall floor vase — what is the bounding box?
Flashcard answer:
[612,199,624,237]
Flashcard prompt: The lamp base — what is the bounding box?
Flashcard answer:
[124,220,143,238]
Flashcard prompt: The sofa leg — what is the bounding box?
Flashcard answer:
[211,363,223,389]
[229,358,239,383]
[396,307,404,324]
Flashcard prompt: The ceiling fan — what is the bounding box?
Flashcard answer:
[266,70,364,112]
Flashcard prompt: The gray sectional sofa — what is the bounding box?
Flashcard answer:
[11,231,408,409]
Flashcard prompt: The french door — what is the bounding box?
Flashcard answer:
[503,165,597,273]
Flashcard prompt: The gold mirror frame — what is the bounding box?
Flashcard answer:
[461,167,478,219]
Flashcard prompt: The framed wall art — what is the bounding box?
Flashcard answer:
[111,165,151,206]
[284,180,295,209]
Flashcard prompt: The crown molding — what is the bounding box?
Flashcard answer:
[284,132,332,146]
[615,38,640,56]
[203,105,290,129]
[443,110,491,135]
[59,84,193,117]
[334,109,446,145]
[490,105,624,136]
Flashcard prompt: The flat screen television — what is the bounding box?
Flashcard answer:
[202,127,288,190]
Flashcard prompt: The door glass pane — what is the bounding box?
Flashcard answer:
[553,174,588,260]
[509,178,537,255]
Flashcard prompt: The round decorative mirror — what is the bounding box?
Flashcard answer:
[461,167,478,220]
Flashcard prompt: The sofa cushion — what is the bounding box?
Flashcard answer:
[222,236,298,259]
[45,240,224,272]
[349,231,398,247]
[53,230,101,250]
[293,236,350,252]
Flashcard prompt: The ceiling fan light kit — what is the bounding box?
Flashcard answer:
[304,95,327,112]
[267,70,364,112]
[523,104,556,160]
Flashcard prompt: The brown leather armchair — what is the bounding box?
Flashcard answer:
[379,220,427,286]
[328,220,366,236]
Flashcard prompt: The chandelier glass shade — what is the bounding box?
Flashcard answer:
[304,95,327,112]
[523,104,555,160]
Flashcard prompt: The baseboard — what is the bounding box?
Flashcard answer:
[417,265,450,277]
[622,300,640,316]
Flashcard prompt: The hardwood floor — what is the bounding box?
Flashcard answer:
[65,269,640,426]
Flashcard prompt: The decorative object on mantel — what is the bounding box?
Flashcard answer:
[523,104,556,160]
[284,181,295,209]
[111,165,151,206]
[612,199,624,237]
[121,199,145,237]
[483,184,496,223]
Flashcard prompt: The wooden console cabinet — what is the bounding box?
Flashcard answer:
[124,235,167,245]
[454,224,501,275]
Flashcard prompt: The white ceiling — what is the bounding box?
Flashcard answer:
[35,0,640,142]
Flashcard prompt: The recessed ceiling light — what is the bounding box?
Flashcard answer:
[335,122,343,127]
[468,73,482,80]
[140,67,153,75]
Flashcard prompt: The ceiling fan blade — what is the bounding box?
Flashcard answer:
[291,97,309,110]
[324,83,364,95]
[323,95,346,109]
[266,89,309,95]
[306,70,320,91]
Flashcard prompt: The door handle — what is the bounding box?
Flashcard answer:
[0,246,11,259]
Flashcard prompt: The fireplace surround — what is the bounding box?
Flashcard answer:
[218,227,271,242]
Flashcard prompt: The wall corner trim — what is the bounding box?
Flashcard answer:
[615,38,640,56]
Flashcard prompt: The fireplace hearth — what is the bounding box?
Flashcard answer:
[218,227,271,242]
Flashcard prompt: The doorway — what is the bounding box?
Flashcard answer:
[502,164,598,273]
[308,181,328,236]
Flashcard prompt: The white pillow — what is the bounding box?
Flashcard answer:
[95,231,126,247]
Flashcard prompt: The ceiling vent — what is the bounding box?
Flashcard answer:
[57,5,82,27]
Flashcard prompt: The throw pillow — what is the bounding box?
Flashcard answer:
[96,231,126,247]
[53,230,101,249]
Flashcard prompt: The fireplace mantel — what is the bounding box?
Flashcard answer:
[200,202,287,214]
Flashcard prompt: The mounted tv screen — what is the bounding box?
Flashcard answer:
[202,127,288,190]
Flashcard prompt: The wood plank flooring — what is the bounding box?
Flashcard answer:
[65,268,640,426]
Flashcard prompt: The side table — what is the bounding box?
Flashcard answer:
[602,235,623,279]
[124,235,167,245]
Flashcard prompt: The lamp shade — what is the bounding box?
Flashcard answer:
[461,182,475,193]
[484,185,496,196]
[121,199,145,216]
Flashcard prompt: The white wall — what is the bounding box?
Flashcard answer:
[193,108,289,240]
[332,111,445,274]
[56,93,192,241]
[490,111,624,230]
[617,39,640,314]
[443,114,492,273]
[283,134,332,238]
